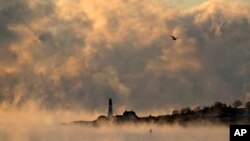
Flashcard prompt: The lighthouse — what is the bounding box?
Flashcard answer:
[108,98,113,118]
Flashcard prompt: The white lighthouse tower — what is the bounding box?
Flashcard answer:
[108,98,113,118]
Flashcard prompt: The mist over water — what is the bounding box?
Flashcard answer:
[0,103,228,141]
[1,122,229,141]
[1,0,248,140]
[63,125,228,141]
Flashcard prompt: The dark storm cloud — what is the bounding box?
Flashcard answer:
[142,1,250,109]
[0,0,55,43]
[0,0,30,67]
[0,0,249,114]
[0,0,28,43]
[0,0,56,75]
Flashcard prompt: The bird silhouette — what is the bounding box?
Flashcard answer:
[169,35,178,40]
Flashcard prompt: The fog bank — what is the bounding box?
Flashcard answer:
[0,102,228,141]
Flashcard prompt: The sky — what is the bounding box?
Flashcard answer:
[165,0,208,8]
[0,0,250,116]
[166,0,250,8]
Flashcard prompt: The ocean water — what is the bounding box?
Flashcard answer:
[0,103,228,141]
[0,123,228,141]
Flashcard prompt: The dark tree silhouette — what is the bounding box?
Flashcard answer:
[233,100,243,108]
[245,101,250,108]
[180,107,191,114]
[213,101,227,108]
[172,110,179,115]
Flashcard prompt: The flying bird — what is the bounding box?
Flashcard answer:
[169,35,178,40]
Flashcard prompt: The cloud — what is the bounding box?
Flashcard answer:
[0,0,249,115]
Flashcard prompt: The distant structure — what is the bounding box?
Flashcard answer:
[122,110,138,120]
[149,129,152,134]
[108,98,113,118]
[169,35,178,40]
